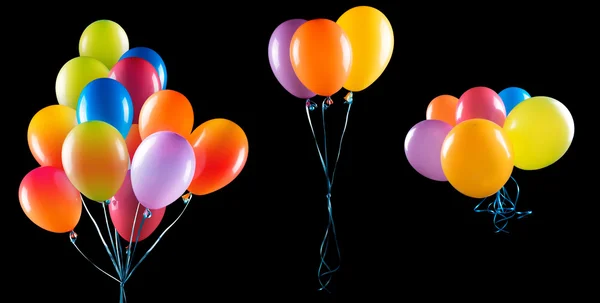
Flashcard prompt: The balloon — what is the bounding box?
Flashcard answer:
[290,19,352,96]
[504,96,574,170]
[131,131,196,209]
[188,119,249,196]
[79,20,129,69]
[498,87,531,114]
[456,86,506,127]
[125,124,142,164]
[19,166,82,233]
[109,57,160,124]
[268,19,316,99]
[55,57,109,109]
[441,119,514,198]
[109,171,165,242]
[120,47,167,90]
[76,78,133,138]
[138,90,194,140]
[426,95,459,126]
[336,6,394,92]
[404,120,453,181]
[27,105,77,169]
[62,121,129,202]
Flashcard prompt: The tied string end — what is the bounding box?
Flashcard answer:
[474,176,532,233]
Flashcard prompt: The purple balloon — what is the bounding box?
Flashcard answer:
[131,131,196,209]
[268,19,316,99]
[404,120,453,182]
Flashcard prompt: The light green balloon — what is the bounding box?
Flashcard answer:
[79,20,129,69]
[55,57,109,109]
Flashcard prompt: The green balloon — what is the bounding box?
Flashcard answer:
[79,20,129,69]
[55,57,109,109]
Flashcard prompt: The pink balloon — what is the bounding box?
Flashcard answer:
[456,86,506,126]
[109,57,160,124]
[109,171,165,242]
[404,120,453,181]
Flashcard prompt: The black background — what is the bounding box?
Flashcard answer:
[11,1,592,302]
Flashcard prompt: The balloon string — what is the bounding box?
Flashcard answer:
[102,201,123,277]
[70,238,120,283]
[125,204,148,275]
[124,193,193,282]
[304,94,354,293]
[69,196,121,283]
[474,176,532,233]
[70,194,193,301]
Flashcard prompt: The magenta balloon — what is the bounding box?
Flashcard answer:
[268,19,316,99]
[404,120,453,181]
[131,131,196,209]
[109,171,165,242]
[456,86,506,127]
[109,57,161,124]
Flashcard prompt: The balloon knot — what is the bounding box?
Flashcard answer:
[306,100,318,111]
[181,192,193,204]
[344,92,353,104]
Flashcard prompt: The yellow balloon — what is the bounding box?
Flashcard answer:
[79,20,129,69]
[55,57,109,109]
[61,121,129,202]
[504,96,574,170]
[336,6,394,92]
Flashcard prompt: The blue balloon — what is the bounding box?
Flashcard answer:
[120,47,167,90]
[499,87,531,115]
[77,78,133,138]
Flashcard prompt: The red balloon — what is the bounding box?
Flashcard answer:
[109,58,160,124]
[456,86,506,127]
[109,171,165,242]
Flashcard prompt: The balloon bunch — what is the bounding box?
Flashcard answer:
[405,86,575,232]
[20,20,249,302]
[268,6,394,291]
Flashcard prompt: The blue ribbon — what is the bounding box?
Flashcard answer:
[474,176,532,233]
[304,93,353,292]
[69,193,194,302]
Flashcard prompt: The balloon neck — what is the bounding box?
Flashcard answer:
[322,97,334,110]
[181,192,193,204]
[306,99,318,111]
[343,92,353,104]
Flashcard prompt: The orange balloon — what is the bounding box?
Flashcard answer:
[290,19,353,96]
[426,95,459,126]
[188,119,249,196]
[138,90,194,140]
[27,105,78,169]
[19,166,82,233]
[126,124,142,162]
[441,119,514,198]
